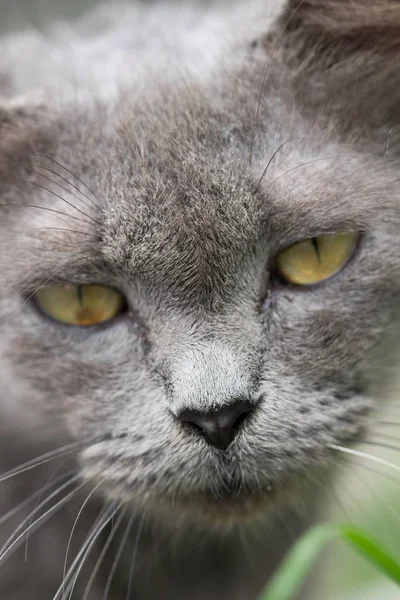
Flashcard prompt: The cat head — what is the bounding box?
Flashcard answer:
[1,0,400,529]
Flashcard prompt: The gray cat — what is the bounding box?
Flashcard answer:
[1,0,400,598]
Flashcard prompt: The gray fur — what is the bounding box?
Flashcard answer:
[1,1,400,598]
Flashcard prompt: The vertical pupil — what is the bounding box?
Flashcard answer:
[311,238,321,264]
[76,285,84,307]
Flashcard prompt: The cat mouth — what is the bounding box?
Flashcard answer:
[97,475,277,523]
[82,444,278,522]
[150,481,278,523]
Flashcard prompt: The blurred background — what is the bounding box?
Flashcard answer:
[1,1,399,599]
[0,0,100,31]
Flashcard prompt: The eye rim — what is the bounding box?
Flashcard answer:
[30,281,129,330]
[271,231,362,290]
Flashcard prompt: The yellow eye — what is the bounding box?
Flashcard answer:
[276,232,358,286]
[34,283,125,326]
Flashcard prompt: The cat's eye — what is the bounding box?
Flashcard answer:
[276,232,358,286]
[33,283,125,326]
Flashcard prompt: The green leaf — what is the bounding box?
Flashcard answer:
[258,524,400,600]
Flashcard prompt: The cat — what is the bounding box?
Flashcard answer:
[1,0,400,598]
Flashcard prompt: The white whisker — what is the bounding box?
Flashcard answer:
[62,478,107,595]
[53,504,118,600]
[66,508,122,600]
[0,479,86,565]
[103,507,137,600]
[125,507,148,600]
[0,471,74,530]
[82,506,128,600]
[0,443,82,484]
[361,440,400,452]
[342,457,400,487]
[329,444,400,474]
[25,459,75,562]
[0,474,81,559]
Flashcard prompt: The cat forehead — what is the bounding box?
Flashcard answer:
[87,102,265,284]
[90,135,363,289]
[26,90,384,283]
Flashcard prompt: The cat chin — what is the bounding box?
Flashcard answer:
[160,490,278,527]
[96,481,280,529]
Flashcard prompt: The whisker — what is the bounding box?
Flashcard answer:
[82,506,128,600]
[25,227,98,238]
[25,458,75,561]
[0,470,75,530]
[103,508,137,600]
[0,475,81,556]
[360,440,400,453]
[254,139,294,193]
[363,433,400,443]
[249,0,306,165]
[9,273,47,301]
[3,251,92,311]
[0,477,86,565]
[53,504,118,600]
[66,506,123,600]
[271,156,337,184]
[32,169,100,223]
[34,166,99,213]
[338,461,400,547]
[2,256,93,329]
[341,457,400,487]
[62,479,107,594]
[0,442,82,484]
[339,460,394,515]
[329,444,400,474]
[33,155,100,209]
[23,181,101,226]
[353,466,400,524]
[125,508,148,600]
[336,476,373,528]
[4,227,98,241]
[249,61,272,167]
[0,203,92,225]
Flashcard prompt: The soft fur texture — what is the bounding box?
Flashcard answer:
[1,1,400,599]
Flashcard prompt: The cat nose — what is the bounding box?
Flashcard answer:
[177,399,254,450]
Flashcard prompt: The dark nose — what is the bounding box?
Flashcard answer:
[177,399,254,450]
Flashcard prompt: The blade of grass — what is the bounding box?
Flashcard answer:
[258,523,400,600]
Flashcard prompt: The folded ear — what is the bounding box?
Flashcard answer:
[278,0,400,67]
[283,0,400,36]
[275,0,400,131]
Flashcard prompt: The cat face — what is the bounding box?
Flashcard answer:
[1,0,400,528]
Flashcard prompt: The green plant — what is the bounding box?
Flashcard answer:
[258,524,400,600]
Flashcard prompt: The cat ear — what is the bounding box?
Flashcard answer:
[281,0,400,39]
[275,0,400,129]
